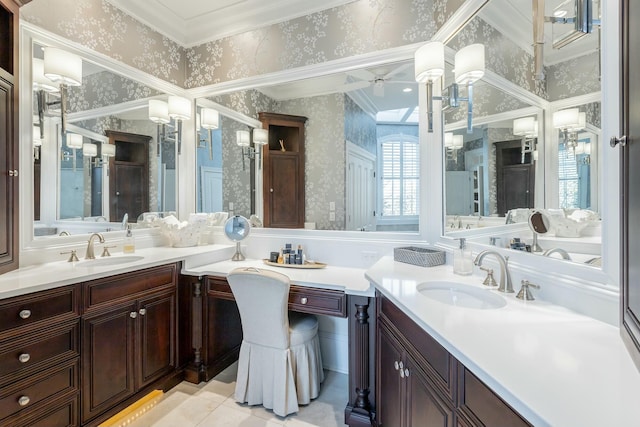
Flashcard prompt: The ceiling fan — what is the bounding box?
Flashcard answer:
[341,62,415,97]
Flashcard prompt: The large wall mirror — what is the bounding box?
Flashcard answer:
[195,58,420,233]
[441,0,602,266]
[30,36,179,238]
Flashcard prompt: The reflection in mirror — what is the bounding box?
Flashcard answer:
[197,59,420,232]
[439,0,602,266]
[32,42,177,237]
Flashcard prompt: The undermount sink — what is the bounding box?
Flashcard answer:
[417,281,506,310]
[76,255,144,268]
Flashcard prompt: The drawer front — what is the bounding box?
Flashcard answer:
[289,285,346,317]
[207,277,235,300]
[0,285,80,335]
[84,264,177,310]
[457,366,532,427]
[13,393,78,427]
[0,321,79,382]
[378,293,454,396]
[0,360,78,422]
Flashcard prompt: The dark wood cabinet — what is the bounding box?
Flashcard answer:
[0,285,81,427]
[106,130,151,222]
[620,0,640,372]
[0,0,19,275]
[259,112,307,228]
[496,140,535,215]
[376,292,531,427]
[81,264,178,425]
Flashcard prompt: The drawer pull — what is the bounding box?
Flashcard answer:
[130,311,137,319]
[394,361,399,370]
[404,368,410,377]
[18,396,30,406]
[18,353,31,363]
[139,308,147,316]
[19,310,31,319]
[300,297,308,305]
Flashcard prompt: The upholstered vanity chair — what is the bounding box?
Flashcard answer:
[227,267,324,416]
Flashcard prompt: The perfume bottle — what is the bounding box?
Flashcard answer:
[453,238,473,275]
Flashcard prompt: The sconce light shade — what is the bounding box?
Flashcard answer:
[513,117,538,136]
[201,108,219,129]
[454,44,485,84]
[33,58,59,92]
[252,128,268,146]
[67,133,83,149]
[43,47,82,87]
[102,143,116,158]
[236,130,250,147]
[553,108,580,129]
[444,132,454,147]
[168,96,191,120]
[414,41,445,82]
[452,135,464,149]
[569,112,586,132]
[149,99,170,124]
[33,126,42,146]
[82,142,97,157]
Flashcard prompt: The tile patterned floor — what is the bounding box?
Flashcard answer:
[127,363,348,427]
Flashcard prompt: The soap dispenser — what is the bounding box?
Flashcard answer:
[123,225,136,254]
[453,238,473,275]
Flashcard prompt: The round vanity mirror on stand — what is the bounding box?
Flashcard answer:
[528,210,550,253]
[224,215,251,261]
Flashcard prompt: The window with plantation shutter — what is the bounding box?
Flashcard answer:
[379,135,419,217]
[558,144,578,208]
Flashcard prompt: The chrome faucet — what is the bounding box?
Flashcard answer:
[542,247,572,260]
[85,232,105,260]
[474,250,514,293]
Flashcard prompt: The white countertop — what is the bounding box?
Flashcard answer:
[366,256,640,427]
[183,258,372,296]
[0,244,235,299]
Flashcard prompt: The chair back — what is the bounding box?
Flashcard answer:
[227,267,291,349]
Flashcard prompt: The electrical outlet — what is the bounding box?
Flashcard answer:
[329,201,336,211]
[361,250,379,265]
[228,202,234,211]
[329,212,336,221]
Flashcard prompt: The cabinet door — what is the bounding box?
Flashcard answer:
[0,74,17,274]
[406,360,454,427]
[82,303,136,423]
[377,325,404,427]
[266,153,304,228]
[137,291,175,389]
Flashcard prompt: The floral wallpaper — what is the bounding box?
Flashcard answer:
[67,71,161,113]
[547,51,600,102]
[22,0,185,85]
[184,0,465,88]
[344,95,377,155]
[220,116,252,219]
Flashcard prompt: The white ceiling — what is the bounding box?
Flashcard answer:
[106,0,358,47]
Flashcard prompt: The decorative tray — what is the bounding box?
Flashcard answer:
[262,259,327,269]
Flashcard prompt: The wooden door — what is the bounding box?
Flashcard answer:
[621,0,640,370]
[266,153,303,228]
[406,360,453,427]
[137,291,175,388]
[377,325,404,427]
[346,143,376,231]
[112,162,146,222]
[496,140,535,216]
[81,303,136,423]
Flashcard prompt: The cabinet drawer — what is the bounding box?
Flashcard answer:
[0,286,80,335]
[289,285,346,317]
[457,366,532,427]
[378,293,454,397]
[207,277,234,300]
[12,393,78,427]
[0,321,79,382]
[84,264,177,310]
[0,359,78,422]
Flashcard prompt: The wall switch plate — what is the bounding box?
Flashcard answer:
[329,212,336,221]
[228,202,234,211]
[329,201,336,211]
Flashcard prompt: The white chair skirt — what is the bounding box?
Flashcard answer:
[234,332,324,416]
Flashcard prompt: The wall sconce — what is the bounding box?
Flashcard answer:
[236,129,251,171]
[65,133,83,171]
[42,47,82,136]
[82,142,97,157]
[513,116,538,164]
[415,42,485,134]
[444,132,463,163]
[92,142,116,167]
[148,96,191,155]
[200,107,219,160]
[553,108,585,153]
[252,128,268,169]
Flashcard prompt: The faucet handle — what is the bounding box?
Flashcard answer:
[101,246,116,257]
[60,250,79,262]
[479,266,498,287]
[516,280,540,301]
